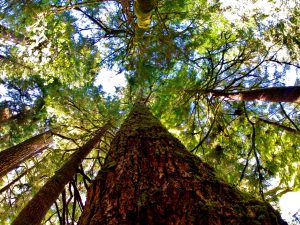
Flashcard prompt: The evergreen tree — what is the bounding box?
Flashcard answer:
[78,103,287,225]
[0,0,299,224]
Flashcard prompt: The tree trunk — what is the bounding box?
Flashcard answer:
[0,130,53,179]
[209,86,300,103]
[134,0,155,29]
[78,103,287,225]
[0,108,36,125]
[12,123,110,225]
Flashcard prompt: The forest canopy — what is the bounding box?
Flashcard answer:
[0,0,299,224]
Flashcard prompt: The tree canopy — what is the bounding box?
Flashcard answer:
[0,0,299,224]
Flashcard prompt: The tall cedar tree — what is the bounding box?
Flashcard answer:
[12,123,111,225]
[78,103,287,225]
[0,130,52,179]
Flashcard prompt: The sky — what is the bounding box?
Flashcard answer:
[93,68,127,96]
[280,191,300,222]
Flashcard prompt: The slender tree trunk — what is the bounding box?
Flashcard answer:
[208,86,300,103]
[136,0,155,13]
[12,123,111,225]
[0,130,52,179]
[78,103,287,225]
[0,166,33,194]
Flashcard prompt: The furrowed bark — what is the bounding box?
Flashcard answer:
[0,130,53,179]
[210,86,300,103]
[12,123,111,225]
[78,103,287,225]
[136,0,155,13]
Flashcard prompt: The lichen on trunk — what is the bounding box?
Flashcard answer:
[79,103,287,225]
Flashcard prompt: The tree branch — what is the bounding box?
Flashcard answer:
[279,103,300,132]
[257,117,300,135]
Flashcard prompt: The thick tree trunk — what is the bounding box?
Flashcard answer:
[0,130,52,179]
[78,103,287,225]
[209,86,300,103]
[12,123,110,225]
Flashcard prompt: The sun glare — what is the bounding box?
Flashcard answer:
[94,68,127,96]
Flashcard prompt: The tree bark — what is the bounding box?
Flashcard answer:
[78,103,287,225]
[0,130,53,179]
[12,123,111,225]
[136,0,155,13]
[209,86,300,103]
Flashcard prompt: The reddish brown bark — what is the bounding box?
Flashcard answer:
[12,123,110,225]
[210,86,300,103]
[0,108,33,125]
[78,103,287,225]
[0,130,53,179]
